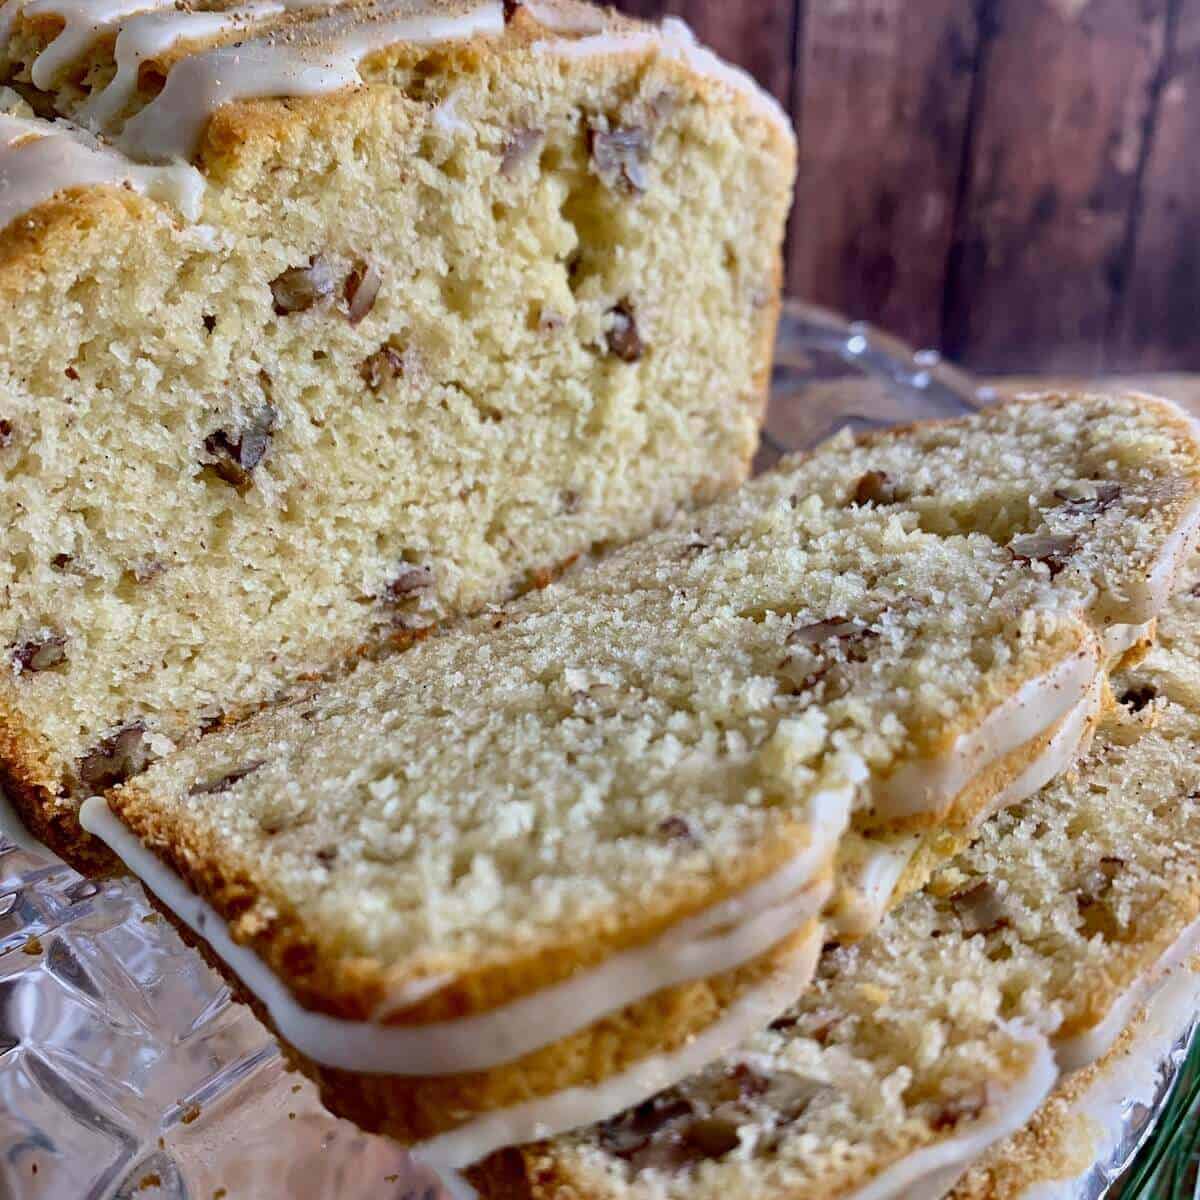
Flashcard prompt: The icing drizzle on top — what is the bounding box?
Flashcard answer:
[75,4,287,133]
[19,0,174,88]
[119,2,506,162]
[0,0,791,231]
[0,107,203,227]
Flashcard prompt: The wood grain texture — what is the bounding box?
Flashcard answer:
[1113,0,1200,370]
[606,0,1200,371]
[787,0,981,348]
[942,0,1168,372]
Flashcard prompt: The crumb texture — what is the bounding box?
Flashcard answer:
[493,553,1200,1199]
[114,395,1200,1008]
[0,0,794,809]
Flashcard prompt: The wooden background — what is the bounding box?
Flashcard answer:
[610,0,1200,373]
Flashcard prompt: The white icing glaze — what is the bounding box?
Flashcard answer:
[76,4,285,133]
[980,674,1103,822]
[413,922,827,1170]
[831,676,1102,940]
[842,1029,1057,1200]
[21,0,172,88]
[872,641,1100,822]
[430,87,470,136]
[1123,492,1200,623]
[438,1169,481,1200]
[1054,906,1200,1072]
[533,16,793,139]
[828,831,921,939]
[0,110,204,228]
[1101,619,1152,660]
[80,782,847,1076]
[1020,966,1200,1200]
[117,1,504,162]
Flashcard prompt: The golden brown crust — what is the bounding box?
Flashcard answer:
[121,862,818,1149]
[854,623,1098,835]
[0,693,118,870]
[110,761,814,1024]
[470,1041,1049,1200]
[948,999,1163,1200]
[306,924,817,1145]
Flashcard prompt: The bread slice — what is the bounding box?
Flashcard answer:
[77,394,1200,1158]
[0,0,795,856]
[484,555,1200,1197]
[949,958,1200,1200]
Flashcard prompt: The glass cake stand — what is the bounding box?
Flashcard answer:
[0,303,1181,1199]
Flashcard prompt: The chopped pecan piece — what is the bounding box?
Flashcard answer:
[681,1116,740,1159]
[500,127,543,176]
[606,300,644,362]
[344,261,382,325]
[384,564,435,600]
[589,124,650,192]
[787,617,873,647]
[596,1094,694,1160]
[949,880,1009,936]
[1119,685,1157,712]
[0,418,12,447]
[204,405,278,490]
[360,346,405,391]
[1008,533,1078,577]
[189,760,266,796]
[657,815,698,844]
[851,470,899,506]
[1053,481,1121,513]
[78,721,155,791]
[11,633,67,674]
[270,255,335,315]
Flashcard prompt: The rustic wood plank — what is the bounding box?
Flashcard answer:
[607,0,669,22]
[1111,0,1200,370]
[785,0,981,349]
[942,0,1168,373]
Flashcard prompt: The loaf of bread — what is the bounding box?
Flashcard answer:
[485,553,1200,1199]
[80,394,1200,1164]
[0,0,795,856]
[948,565,1200,1200]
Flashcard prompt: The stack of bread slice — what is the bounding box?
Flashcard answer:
[471,554,1200,1200]
[72,391,1200,1173]
[3,0,1200,1191]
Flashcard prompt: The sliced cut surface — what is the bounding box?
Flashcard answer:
[483,558,1200,1195]
[949,961,1200,1200]
[86,395,1200,1151]
[0,0,795,851]
[781,391,1200,630]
